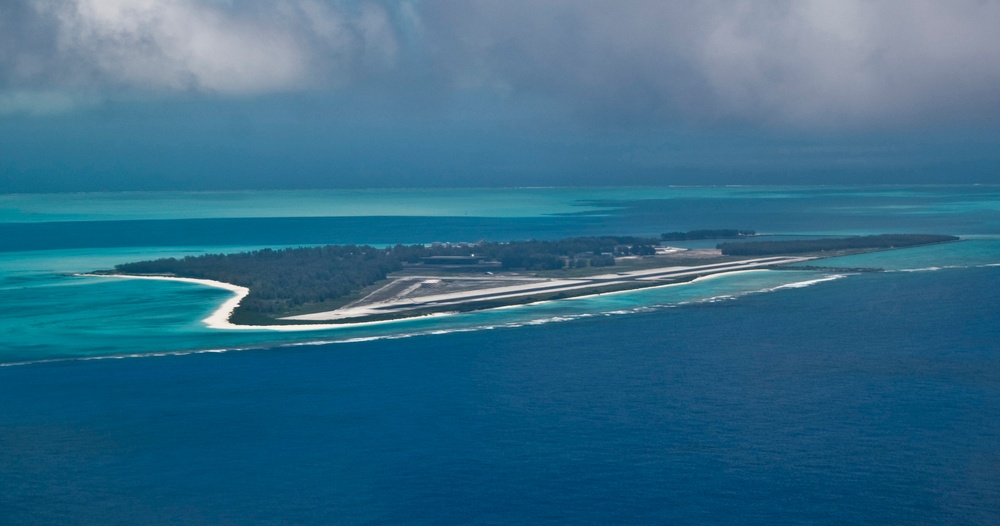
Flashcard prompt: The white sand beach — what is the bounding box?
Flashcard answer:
[81,255,813,330]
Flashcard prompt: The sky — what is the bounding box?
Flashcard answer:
[1,0,999,192]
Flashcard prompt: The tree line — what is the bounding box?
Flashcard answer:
[112,236,661,316]
[717,234,958,256]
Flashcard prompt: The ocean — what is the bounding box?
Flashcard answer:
[1,186,998,524]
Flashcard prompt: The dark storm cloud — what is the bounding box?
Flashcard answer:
[422,0,1000,128]
[2,0,999,128]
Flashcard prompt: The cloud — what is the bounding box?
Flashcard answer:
[3,0,403,95]
[2,1,999,129]
[423,0,1000,128]
[695,0,1000,127]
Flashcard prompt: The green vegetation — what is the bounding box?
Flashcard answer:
[115,245,397,316]
[718,234,958,256]
[107,231,955,322]
[111,236,660,317]
[661,229,755,241]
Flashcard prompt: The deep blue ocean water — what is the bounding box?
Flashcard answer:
[1,186,999,524]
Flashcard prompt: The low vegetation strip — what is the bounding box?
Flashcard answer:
[717,234,958,256]
[661,229,755,241]
[107,236,660,317]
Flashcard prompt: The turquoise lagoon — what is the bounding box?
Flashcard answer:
[1,185,998,365]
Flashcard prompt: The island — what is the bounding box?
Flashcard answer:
[93,232,959,326]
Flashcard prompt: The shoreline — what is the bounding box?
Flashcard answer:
[80,257,812,331]
[79,273,459,332]
[79,274,249,329]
